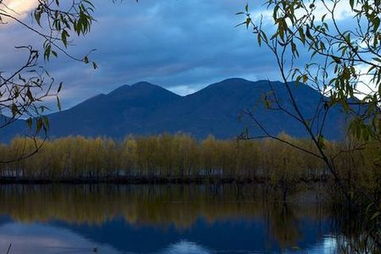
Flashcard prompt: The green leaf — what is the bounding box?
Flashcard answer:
[57,97,62,111]
[11,104,19,116]
[57,82,63,93]
[61,30,70,47]
[34,10,42,26]
[26,118,33,129]
[373,16,380,32]
[36,118,43,133]
[371,211,380,220]
[349,0,354,9]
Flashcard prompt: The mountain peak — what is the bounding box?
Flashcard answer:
[193,78,258,96]
[131,81,155,87]
[129,81,166,92]
[219,78,250,84]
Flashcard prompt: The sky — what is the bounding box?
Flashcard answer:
[0,0,353,110]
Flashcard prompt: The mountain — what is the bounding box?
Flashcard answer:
[47,81,182,138]
[0,78,348,142]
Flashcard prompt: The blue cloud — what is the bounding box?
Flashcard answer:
[1,0,352,110]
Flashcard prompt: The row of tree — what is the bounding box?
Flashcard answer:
[0,134,379,194]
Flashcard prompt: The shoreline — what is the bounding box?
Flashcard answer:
[0,176,329,185]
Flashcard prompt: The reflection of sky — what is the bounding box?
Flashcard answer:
[0,222,120,254]
[159,241,211,254]
[282,236,337,254]
[0,220,339,254]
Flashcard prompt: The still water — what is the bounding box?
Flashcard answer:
[0,184,348,253]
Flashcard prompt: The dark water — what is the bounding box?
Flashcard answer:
[0,184,351,253]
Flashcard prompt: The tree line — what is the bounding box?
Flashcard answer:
[0,134,379,197]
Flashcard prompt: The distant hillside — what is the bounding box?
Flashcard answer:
[0,78,348,142]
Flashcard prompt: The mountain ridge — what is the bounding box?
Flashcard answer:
[0,78,347,142]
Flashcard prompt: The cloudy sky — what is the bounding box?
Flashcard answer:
[0,0,352,110]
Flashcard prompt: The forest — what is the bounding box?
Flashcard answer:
[0,134,379,198]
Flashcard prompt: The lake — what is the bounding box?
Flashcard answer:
[0,184,357,253]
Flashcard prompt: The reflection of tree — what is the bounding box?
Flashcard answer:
[0,185,244,226]
[2,184,377,251]
[0,185,323,234]
[336,234,378,254]
[267,203,301,249]
[330,204,381,254]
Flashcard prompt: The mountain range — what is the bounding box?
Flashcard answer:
[0,78,348,142]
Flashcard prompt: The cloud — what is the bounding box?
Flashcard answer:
[0,0,355,110]
[38,0,280,108]
[1,0,38,19]
[250,0,352,23]
[168,85,198,96]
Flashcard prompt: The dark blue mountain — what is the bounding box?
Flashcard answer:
[0,78,348,142]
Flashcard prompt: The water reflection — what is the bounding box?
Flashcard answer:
[0,222,119,254]
[0,184,344,253]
